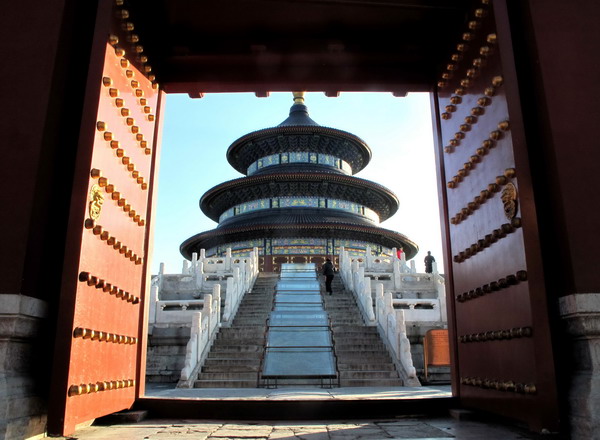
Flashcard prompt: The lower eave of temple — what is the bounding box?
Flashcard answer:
[179,222,418,260]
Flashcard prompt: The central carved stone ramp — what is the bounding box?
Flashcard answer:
[258,263,338,388]
[194,273,278,388]
[323,277,404,387]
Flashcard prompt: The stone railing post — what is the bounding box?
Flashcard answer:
[363,276,375,322]
[435,273,447,322]
[157,263,165,289]
[194,261,205,291]
[395,308,419,385]
[148,284,159,325]
[384,291,394,322]
[393,259,401,290]
[345,250,353,291]
[225,248,232,271]
[344,268,351,292]
[234,266,241,295]
[213,284,221,322]
[202,293,213,329]
[191,252,198,272]
[253,247,259,276]
[375,283,384,322]
[223,276,234,323]
[180,311,202,381]
[375,284,385,328]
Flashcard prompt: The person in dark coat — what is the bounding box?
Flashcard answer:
[424,251,435,273]
[322,258,335,295]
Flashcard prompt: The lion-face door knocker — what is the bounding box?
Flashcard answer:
[501,182,518,220]
[88,184,105,220]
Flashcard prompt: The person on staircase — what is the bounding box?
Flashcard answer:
[322,258,336,295]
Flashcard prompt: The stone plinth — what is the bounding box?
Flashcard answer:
[559,293,600,439]
[0,295,49,439]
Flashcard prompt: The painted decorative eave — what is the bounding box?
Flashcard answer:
[200,172,400,222]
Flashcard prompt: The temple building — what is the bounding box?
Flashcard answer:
[180,93,418,271]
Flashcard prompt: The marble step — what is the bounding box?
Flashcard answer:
[334,343,386,350]
[201,364,260,373]
[217,329,266,339]
[333,332,384,339]
[213,338,265,346]
[338,362,396,371]
[239,300,273,304]
[203,358,262,367]
[333,338,387,346]
[197,372,258,381]
[210,345,263,353]
[232,320,269,326]
[332,326,378,333]
[335,351,394,360]
[194,379,258,388]
[328,320,364,325]
[339,370,399,379]
[340,378,404,387]
[236,308,272,312]
[207,351,264,359]
[233,315,272,320]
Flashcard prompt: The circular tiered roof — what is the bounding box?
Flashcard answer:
[180,93,418,262]
[227,102,372,175]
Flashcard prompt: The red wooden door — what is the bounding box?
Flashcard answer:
[432,1,559,432]
[48,2,163,435]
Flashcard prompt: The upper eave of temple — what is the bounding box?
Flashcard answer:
[226,98,372,174]
[199,172,400,222]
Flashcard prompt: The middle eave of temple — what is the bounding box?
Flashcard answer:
[200,172,400,223]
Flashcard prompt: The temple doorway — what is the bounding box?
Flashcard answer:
[152,92,443,278]
[145,91,449,394]
[47,0,561,435]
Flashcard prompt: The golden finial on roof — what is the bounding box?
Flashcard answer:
[292,91,305,105]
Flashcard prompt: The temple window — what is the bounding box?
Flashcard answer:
[219,197,380,223]
[246,152,352,175]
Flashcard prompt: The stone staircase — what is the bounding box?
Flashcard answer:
[194,272,404,388]
[147,326,191,383]
[322,277,404,387]
[194,273,277,388]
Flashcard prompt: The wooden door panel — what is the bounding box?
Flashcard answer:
[49,2,161,434]
[433,1,558,431]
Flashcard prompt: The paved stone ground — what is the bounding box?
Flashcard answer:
[144,384,453,400]
[51,417,556,439]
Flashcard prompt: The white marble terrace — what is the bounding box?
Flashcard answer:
[149,245,446,388]
[149,248,260,386]
[338,246,447,386]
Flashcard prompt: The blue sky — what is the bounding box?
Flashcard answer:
[150,92,444,274]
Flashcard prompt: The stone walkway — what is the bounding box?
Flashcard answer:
[145,384,452,400]
[54,417,552,439]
